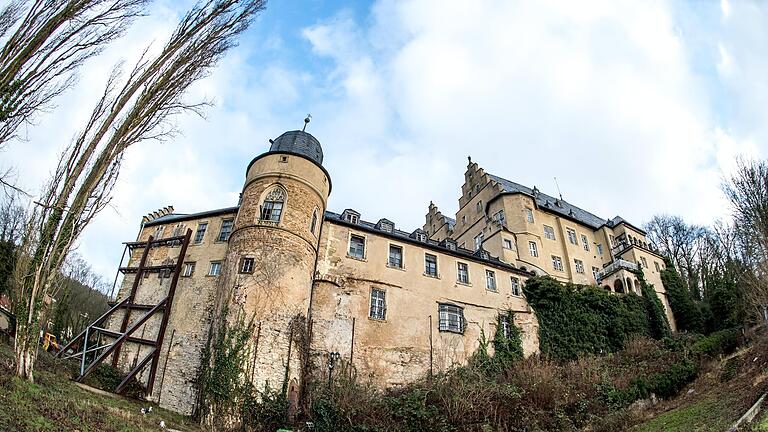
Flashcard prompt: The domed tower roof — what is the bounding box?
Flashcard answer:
[269,130,323,166]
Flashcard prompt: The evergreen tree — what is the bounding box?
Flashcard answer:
[659,257,704,333]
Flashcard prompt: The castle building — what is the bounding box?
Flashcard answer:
[106,128,674,415]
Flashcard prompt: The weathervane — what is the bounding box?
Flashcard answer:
[302,114,312,132]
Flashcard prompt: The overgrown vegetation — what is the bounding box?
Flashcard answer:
[522,276,669,360]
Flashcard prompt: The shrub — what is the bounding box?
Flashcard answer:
[691,327,740,357]
[241,384,289,432]
[523,277,656,360]
[660,257,704,333]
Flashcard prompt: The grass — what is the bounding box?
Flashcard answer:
[631,398,737,432]
[0,340,200,431]
[752,409,768,431]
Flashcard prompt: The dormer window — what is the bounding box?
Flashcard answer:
[376,219,394,233]
[446,241,456,251]
[417,233,427,242]
[341,209,360,224]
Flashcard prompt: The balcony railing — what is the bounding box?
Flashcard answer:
[597,259,639,281]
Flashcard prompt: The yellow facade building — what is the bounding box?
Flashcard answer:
[107,128,673,415]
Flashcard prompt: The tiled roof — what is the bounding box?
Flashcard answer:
[269,130,323,165]
[489,174,619,230]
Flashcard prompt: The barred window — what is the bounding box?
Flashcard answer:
[194,223,207,244]
[349,235,365,259]
[218,219,234,241]
[240,257,254,274]
[438,304,464,333]
[369,289,386,320]
[457,262,469,284]
[388,245,403,268]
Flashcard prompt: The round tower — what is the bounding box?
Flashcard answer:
[222,126,331,393]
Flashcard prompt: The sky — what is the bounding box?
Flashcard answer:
[3,0,767,285]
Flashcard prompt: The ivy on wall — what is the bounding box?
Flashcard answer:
[660,257,704,333]
[523,276,672,361]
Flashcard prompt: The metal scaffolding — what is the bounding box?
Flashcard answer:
[57,228,192,394]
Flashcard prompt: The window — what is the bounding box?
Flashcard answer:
[474,233,484,251]
[529,241,538,257]
[345,213,359,224]
[194,223,207,244]
[543,225,556,240]
[182,262,195,277]
[425,254,438,277]
[369,289,386,320]
[503,238,513,249]
[493,210,505,225]
[567,228,577,245]
[511,277,521,296]
[260,187,285,222]
[349,234,365,259]
[581,234,589,251]
[476,201,483,213]
[654,261,661,272]
[153,226,165,240]
[551,255,563,272]
[416,232,427,242]
[380,221,393,233]
[640,257,648,268]
[260,200,283,222]
[499,314,511,338]
[438,304,464,333]
[609,234,615,246]
[525,207,534,223]
[457,262,469,284]
[240,257,254,274]
[596,244,603,255]
[310,209,318,234]
[461,215,466,225]
[388,245,403,268]
[592,266,600,281]
[486,270,497,291]
[208,261,221,276]
[172,224,184,237]
[574,259,585,274]
[218,219,234,241]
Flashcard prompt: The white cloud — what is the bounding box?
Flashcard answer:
[5,0,768,282]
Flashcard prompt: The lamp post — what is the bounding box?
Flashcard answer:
[326,351,340,390]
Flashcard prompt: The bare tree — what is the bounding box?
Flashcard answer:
[644,215,708,299]
[723,158,768,324]
[0,0,147,145]
[11,0,266,382]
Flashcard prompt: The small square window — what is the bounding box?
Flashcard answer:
[438,304,464,333]
[503,238,513,249]
[240,257,254,274]
[543,225,556,241]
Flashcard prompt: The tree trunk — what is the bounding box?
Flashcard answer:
[14,319,37,382]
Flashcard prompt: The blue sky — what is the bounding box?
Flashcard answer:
[4,0,767,284]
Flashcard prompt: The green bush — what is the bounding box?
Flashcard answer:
[523,277,656,360]
[691,327,740,357]
[241,383,289,432]
[660,257,704,333]
[601,360,698,406]
[637,273,672,340]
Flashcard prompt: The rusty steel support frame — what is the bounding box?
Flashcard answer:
[56,229,192,395]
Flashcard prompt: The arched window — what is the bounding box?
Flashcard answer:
[260,186,286,222]
[614,279,625,294]
[310,208,319,235]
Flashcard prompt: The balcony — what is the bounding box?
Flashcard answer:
[597,259,639,282]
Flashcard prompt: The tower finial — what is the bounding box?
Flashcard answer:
[468,156,472,163]
[302,114,312,132]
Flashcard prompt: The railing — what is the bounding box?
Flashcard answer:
[597,259,639,281]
